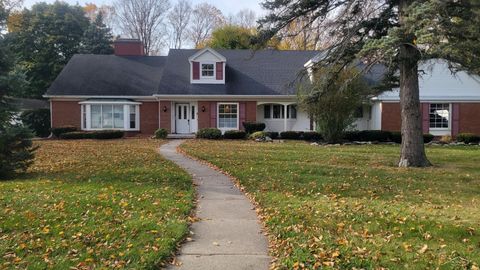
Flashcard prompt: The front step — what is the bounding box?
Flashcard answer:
[167,133,195,139]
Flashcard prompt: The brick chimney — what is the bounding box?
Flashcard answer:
[114,38,145,56]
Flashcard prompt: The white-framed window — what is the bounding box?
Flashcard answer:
[429,103,450,129]
[79,102,140,131]
[263,104,297,119]
[217,103,238,130]
[201,63,215,78]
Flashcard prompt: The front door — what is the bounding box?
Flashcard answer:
[175,103,190,134]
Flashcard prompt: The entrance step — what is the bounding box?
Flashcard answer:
[167,133,195,139]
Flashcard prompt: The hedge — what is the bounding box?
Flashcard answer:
[196,128,222,139]
[243,122,266,134]
[280,131,303,140]
[456,133,480,144]
[390,131,435,144]
[224,130,247,139]
[266,131,279,139]
[154,128,168,139]
[302,131,322,141]
[60,130,124,140]
[51,126,77,137]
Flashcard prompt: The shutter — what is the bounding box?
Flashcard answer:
[452,103,460,136]
[210,102,217,128]
[216,62,223,80]
[422,103,429,133]
[239,102,246,130]
[192,62,200,80]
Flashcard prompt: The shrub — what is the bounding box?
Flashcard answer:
[224,130,247,139]
[280,131,303,140]
[302,131,322,141]
[51,126,77,137]
[60,130,124,140]
[0,126,37,179]
[266,131,279,139]
[423,134,434,143]
[456,133,480,144]
[154,128,168,139]
[390,131,402,143]
[440,135,452,144]
[20,108,51,137]
[249,131,267,140]
[243,122,266,134]
[196,128,222,139]
[343,130,391,142]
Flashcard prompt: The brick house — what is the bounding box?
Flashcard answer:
[44,39,480,136]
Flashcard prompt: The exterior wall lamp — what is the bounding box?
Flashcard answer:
[163,106,168,112]
[201,106,206,112]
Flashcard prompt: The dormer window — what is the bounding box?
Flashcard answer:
[201,63,215,78]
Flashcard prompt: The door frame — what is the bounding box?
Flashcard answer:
[174,102,198,134]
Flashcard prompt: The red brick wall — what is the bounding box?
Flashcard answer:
[159,101,171,133]
[51,101,81,129]
[114,40,144,56]
[458,103,480,135]
[139,102,159,135]
[381,102,402,131]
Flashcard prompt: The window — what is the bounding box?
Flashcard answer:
[191,106,196,120]
[201,63,214,77]
[429,103,450,129]
[81,103,139,130]
[264,104,296,119]
[218,103,238,129]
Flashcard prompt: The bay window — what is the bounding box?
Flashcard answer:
[217,103,238,130]
[263,104,297,119]
[80,101,140,131]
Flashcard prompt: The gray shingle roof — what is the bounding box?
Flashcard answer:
[157,49,319,96]
[46,54,167,96]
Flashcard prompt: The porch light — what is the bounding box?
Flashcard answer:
[201,106,206,112]
[163,106,168,112]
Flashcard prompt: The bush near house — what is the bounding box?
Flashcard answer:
[154,128,168,139]
[243,122,266,134]
[343,130,391,142]
[302,131,322,141]
[196,128,222,139]
[20,108,51,137]
[280,131,303,140]
[423,133,435,143]
[457,133,480,144]
[266,131,279,139]
[249,131,268,140]
[60,130,124,140]
[223,130,247,139]
[51,126,77,137]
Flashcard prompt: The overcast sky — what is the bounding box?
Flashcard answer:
[23,0,266,17]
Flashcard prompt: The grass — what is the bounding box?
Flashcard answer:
[0,139,193,269]
[181,140,480,269]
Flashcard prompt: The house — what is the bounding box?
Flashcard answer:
[44,39,480,136]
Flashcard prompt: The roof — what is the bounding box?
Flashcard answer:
[7,97,49,110]
[46,54,167,96]
[157,49,319,96]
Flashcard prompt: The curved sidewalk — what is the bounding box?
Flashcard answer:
[160,140,270,270]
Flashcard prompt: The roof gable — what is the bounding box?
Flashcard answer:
[188,47,227,62]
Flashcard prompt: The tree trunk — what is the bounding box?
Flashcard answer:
[398,48,431,167]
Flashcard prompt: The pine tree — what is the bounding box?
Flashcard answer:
[79,12,114,55]
[258,0,480,167]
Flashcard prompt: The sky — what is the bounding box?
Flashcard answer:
[22,0,266,17]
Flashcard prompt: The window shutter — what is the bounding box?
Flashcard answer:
[216,62,223,80]
[192,62,200,80]
[239,102,246,130]
[452,103,460,136]
[422,103,429,133]
[210,102,217,127]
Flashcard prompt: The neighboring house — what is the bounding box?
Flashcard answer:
[44,39,480,136]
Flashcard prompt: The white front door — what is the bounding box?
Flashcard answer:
[176,103,190,134]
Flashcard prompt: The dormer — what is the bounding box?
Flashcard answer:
[189,47,226,84]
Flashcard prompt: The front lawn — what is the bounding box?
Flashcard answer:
[0,139,193,269]
[181,140,480,269]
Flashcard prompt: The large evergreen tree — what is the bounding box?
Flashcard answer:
[258,0,480,167]
[79,12,114,54]
[7,2,89,98]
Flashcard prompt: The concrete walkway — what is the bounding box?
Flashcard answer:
[159,140,270,270]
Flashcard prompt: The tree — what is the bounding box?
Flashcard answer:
[228,9,257,28]
[258,0,480,167]
[114,0,170,55]
[298,66,372,143]
[167,0,191,49]
[188,3,224,48]
[207,25,256,49]
[7,2,89,98]
[79,12,114,54]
